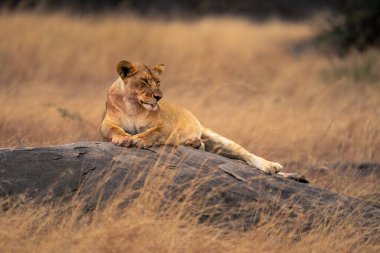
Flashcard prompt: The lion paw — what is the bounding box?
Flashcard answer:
[259,161,283,175]
[130,136,154,149]
[182,137,205,150]
[111,135,132,147]
[247,158,283,175]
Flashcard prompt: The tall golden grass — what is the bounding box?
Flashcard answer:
[0,12,379,252]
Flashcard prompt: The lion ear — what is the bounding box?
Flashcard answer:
[117,60,138,78]
[153,64,165,75]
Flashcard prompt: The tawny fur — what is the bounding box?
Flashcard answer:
[101,60,300,177]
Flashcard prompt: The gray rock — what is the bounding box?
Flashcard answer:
[0,142,379,239]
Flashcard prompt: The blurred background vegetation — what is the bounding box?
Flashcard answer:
[2,0,379,54]
[320,0,380,54]
[1,2,380,252]
[0,0,333,18]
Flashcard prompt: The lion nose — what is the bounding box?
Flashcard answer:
[153,94,162,101]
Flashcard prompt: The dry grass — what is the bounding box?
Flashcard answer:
[0,194,378,253]
[0,12,380,252]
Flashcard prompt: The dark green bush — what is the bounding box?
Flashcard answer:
[320,0,380,54]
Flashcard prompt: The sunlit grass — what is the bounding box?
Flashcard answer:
[0,12,379,253]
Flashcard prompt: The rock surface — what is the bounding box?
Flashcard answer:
[0,142,379,237]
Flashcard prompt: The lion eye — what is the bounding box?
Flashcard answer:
[157,81,161,87]
[141,78,149,84]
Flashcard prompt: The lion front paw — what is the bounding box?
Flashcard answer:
[111,135,132,147]
[130,136,154,149]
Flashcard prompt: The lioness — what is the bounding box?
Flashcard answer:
[101,60,305,181]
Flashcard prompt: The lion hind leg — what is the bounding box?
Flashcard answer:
[201,127,282,175]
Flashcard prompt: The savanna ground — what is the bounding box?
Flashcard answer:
[0,12,380,252]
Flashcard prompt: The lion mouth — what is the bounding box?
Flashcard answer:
[140,101,158,111]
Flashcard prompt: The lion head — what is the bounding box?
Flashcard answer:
[117,60,165,111]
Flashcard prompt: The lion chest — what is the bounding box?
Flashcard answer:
[120,117,151,135]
